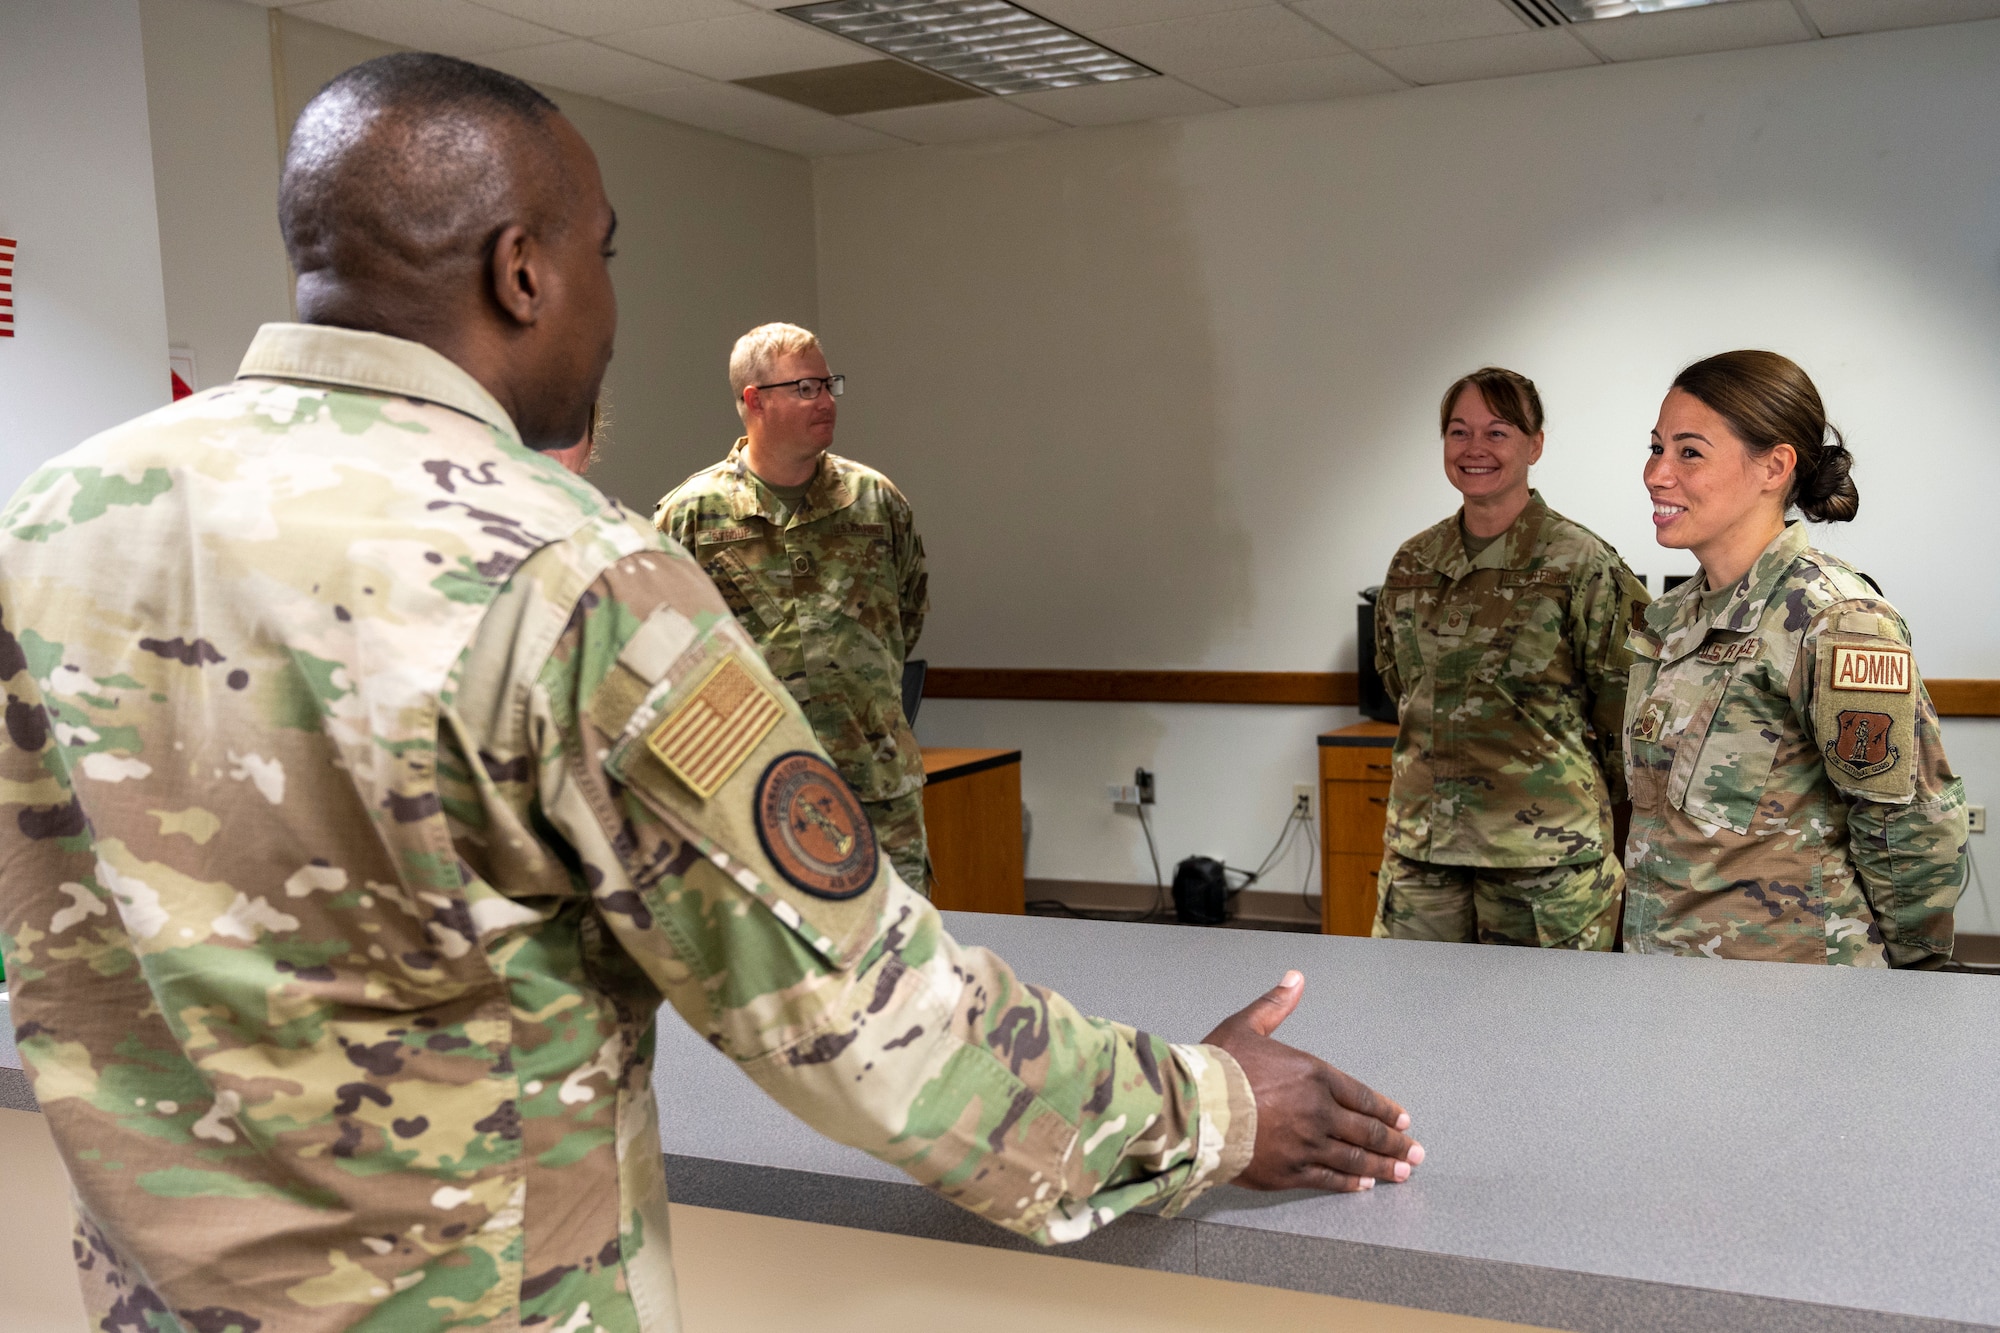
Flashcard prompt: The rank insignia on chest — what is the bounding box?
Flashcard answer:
[647,654,785,799]
[1631,703,1666,744]
[1825,709,1900,779]
[1438,606,1470,636]
[1830,645,1911,694]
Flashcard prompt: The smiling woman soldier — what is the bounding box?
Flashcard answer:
[1373,368,1649,950]
[1624,350,1966,965]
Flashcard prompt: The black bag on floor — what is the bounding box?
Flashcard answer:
[1172,856,1229,926]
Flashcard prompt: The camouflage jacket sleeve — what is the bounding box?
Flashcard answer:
[1568,554,1648,807]
[1793,603,1967,968]
[1373,559,1403,706]
[533,548,1257,1241]
[891,488,927,655]
[652,483,698,555]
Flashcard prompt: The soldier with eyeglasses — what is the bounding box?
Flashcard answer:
[655,322,934,893]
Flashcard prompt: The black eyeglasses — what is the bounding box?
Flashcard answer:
[754,374,845,402]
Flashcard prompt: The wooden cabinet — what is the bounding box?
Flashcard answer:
[1318,722,1397,936]
[920,748,1024,915]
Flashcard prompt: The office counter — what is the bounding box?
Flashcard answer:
[5,917,1998,1332]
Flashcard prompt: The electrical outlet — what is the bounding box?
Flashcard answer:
[1107,783,1142,807]
[1134,768,1156,805]
[1970,806,1988,835]
[1293,784,1314,819]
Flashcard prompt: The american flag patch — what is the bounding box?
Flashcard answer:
[646,654,784,799]
[0,237,14,337]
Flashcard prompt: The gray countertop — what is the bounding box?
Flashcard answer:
[7,917,1998,1332]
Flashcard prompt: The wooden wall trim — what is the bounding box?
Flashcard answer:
[924,669,1356,706]
[926,669,2000,717]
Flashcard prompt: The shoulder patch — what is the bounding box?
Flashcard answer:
[1829,645,1911,694]
[754,751,877,900]
[1814,639,1918,802]
[647,654,785,799]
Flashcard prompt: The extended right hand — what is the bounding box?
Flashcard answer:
[1202,970,1423,1192]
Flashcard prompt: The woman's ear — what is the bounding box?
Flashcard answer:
[1764,442,1798,496]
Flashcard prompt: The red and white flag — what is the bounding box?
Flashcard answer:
[0,237,14,337]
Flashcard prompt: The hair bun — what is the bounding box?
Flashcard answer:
[1796,426,1859,523]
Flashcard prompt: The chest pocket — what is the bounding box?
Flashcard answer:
[1497,569,1573,688]
[707,545,789,631]
[1664,645,1785,834]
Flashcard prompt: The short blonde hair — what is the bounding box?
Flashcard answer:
[730,322,822,421]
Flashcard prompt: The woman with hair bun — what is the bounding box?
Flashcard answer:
[1625,350,1967,965]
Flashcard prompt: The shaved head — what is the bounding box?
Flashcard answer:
[282,53,573,329]
[276,52,620,451]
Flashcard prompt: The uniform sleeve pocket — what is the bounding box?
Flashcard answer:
[1667,670,1785,835]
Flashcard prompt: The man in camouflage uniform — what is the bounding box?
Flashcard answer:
[1624,523,1966,964]
[1374,490,1648,948]
[0,54,1420,1332]
[655,325,931,893]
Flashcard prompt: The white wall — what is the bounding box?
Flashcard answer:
[139,0,294,392]
[815,21,2000,923]
[0,0,169,498]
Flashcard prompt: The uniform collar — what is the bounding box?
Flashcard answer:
[724,437,856,526]
[1427,489,1550,579]
[235,323,517,439]
[1649,522,1810,665]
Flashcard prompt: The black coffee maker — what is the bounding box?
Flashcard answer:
[1356,588,1397,725]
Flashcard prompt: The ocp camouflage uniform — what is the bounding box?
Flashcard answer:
[1623,522,1966,965]
[1373,492,1648,949]
[656,440,930,892]
[0,324,1254,1333]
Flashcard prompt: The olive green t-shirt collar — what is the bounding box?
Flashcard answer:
[235,322,518,440]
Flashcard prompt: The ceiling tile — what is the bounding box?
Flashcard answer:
[1799,0,2000,35]
[1090,7,1349,73]
[469,0,747,38]
[736,60,979,115]
[480,39,705,96]
[1289,0,1525,51]
[1370,28,1598,83]
[1574,0,1811,62]
[600,10,867,80]
[847,98,1063,143]
[1008,76,1233,125]
[610,78,811,127]
[724,115,914,155]
[1029,0,1274,29]
[287,0,564,56]
[1181,50,1405,104]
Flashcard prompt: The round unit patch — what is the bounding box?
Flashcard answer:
[754,751,877,900]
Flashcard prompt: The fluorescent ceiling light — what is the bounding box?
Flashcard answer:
[1547,0,1748,17]
[780,1,1156,97]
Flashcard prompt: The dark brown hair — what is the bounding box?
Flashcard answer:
[1439,367,1543,438]
[1671,350,1859,523]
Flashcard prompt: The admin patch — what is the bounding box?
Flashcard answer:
[1814,638,1919,801]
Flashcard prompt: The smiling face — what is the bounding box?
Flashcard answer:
[1442,385,1543,503]
[1645,386,1795,566]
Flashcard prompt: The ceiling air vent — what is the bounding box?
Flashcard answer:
[779,1,1156,96]
[1510,0,1750,21]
